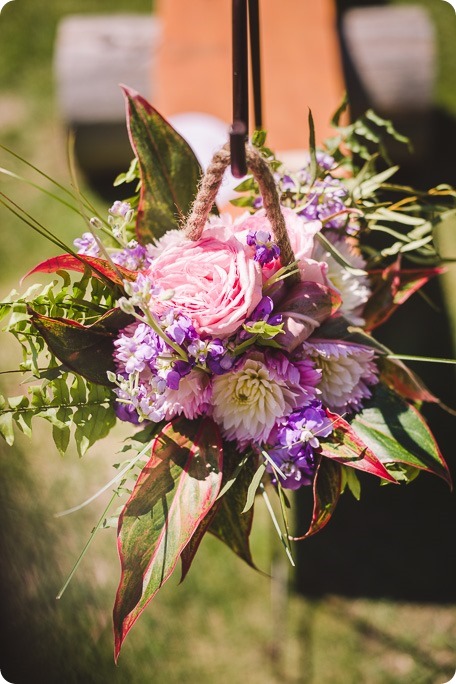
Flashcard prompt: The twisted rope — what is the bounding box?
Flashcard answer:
[183,144,299,286]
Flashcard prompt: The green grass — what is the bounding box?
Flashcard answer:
[1,1,456,683]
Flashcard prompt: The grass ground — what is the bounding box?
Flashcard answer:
[1,1,456,683]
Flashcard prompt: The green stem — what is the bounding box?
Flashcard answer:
[56,491,117,600]
[387,354,456,365]
[55,439,153,517]
[0,400,111,415]
[141,309,188,362]
[260,483,295,567]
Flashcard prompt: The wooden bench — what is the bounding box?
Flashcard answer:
[54,14,160,181]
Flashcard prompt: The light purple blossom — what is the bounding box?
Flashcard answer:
[74,232,100,257]
[296,178,349,229]
[246,229,280,265]
[111,243,154,271]
[113,322,164,375]
[187,337,234,374]
[109,200,132,219]
[266,401,333,489]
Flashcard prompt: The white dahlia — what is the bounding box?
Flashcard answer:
[212,355,294,444]
[313,237,370,326]
[304,340,378,413]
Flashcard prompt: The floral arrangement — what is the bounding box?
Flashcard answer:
[0,88,454,660]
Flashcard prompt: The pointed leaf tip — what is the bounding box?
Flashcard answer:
[122,89,202,243]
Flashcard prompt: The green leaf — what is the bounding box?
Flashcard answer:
[242,462,266,513]
[379,356,439,405]
[113,416,223,661]
[209,444,258,569]
[291,458,342,540]
[341,467,361,500]
[122,87,202,242]
[316,232,368,276]
[52,424,71,454]
[308,109,318,186]
[73,384,116,457]
[349,384,451,487]
[0,410,15,446]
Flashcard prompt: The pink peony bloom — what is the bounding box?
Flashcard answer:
[146,228,263,338]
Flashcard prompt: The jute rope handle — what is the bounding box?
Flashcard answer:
[183,144,300,287]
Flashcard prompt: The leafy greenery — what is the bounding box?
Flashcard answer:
[0,271,119,454]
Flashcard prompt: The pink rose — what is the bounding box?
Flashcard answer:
[146,225,263,338]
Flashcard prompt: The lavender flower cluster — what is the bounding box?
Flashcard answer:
[74,201,154,272]
[253,151,359,235]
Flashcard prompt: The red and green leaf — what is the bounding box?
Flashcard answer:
[275,280,341,351]
[29,307,132,385]
[349,384,452,487]
[379,356,439,404]
[208,444,258,569]
[113,417,223,661]
[181,444,258,580]
[320,411,397,483]
[23,254,134,288]
[364,258,444,330]
[123,86,202,243]
[291,458,342,540]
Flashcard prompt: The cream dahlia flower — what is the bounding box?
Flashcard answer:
[304,340,378,413]
[313,237,370,326]
[212,355,296,444]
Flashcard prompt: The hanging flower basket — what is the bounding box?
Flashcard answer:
[0,87,455,660]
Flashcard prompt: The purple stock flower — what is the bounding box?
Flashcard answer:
[74,232,100,257]
[316,150,336,171]
[246,229,280,265]
[109,200,132,219]
[164,312,198,347]
[114,395,142,425]
[165,360,193,390]
[238,296,283,342]
[281,174,296,191]
[187,337,234,374]
[266,401,333,490]
[113,322,164,374]
[296,178,349,229]
[111,244,154,271]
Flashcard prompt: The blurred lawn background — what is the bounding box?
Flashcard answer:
[1,1,456,683]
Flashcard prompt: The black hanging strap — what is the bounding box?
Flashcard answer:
[248,0,262,131]
[230,0,263,178]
